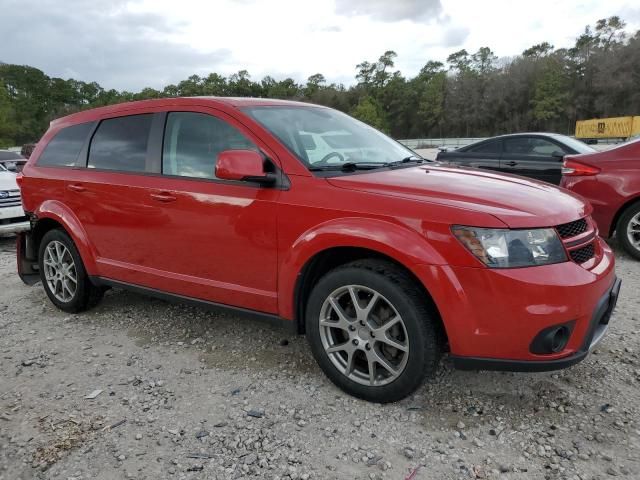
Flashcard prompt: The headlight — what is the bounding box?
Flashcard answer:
[452,226,567,268]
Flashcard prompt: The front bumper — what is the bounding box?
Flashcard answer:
[451,276,620,371]
[415,236,617,368]
[0,205,29,235]
[0,218,29,235]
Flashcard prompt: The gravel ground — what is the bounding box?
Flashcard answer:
[1,235,639,480]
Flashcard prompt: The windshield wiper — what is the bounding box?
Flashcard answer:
[384,156,426,168]
[309,162,387,172]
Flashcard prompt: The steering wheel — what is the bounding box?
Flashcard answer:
[314,151,345,166]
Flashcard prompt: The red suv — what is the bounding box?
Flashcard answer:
[16,98,620,402]
[561,138,640,260]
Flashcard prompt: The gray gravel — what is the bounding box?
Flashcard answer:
[0,235,639,480]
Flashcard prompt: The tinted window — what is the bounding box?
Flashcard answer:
[88,114,153,172]
[467,140,501,154]
[37,123,94,167]
[162,112,257,179]
[504,137,567,156]
[0,151,23,160]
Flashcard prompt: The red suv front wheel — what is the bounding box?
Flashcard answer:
[305,259,443,403]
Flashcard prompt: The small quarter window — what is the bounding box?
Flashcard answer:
[162,112,257,179]
[37,122,94,167]
[88,114,153,172]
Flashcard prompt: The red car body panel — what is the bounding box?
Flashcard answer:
[19,97,618,365]
[561,140,640,237]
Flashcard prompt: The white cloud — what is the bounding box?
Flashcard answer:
[0,0,638,90]
[334,0,442,22]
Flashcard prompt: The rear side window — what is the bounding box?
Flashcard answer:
[37,122,94,167]
[162,112,257,179]
[467,140,501,154]
[88,114,153,172]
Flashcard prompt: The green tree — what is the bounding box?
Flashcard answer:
[0,85,16,147]
[531,59,569,126]
[523,42,554,58]
[446,49,471,72]
[350,96,388,132]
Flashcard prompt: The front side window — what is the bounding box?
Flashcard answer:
[554,135,596,154]
[162,112,257,179]
[243,106,416,169]
[37,122,94,167]
[88,114,153,172]
[504,137,567,157]
[529,138,567,155]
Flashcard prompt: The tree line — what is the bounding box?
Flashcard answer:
[1,16,638,148]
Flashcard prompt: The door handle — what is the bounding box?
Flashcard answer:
[150,192,177,203]
[67,184,86,192]
[505,161,518,167]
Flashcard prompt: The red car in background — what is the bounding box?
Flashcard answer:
[561,139,640,260]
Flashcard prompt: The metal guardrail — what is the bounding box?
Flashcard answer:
[399,138,485,149]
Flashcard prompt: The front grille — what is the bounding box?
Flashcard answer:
[556,218,588,239]
[0,189,22,208]
[569,244,595,264]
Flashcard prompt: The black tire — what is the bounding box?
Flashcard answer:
[305,259,442,403]
[38,229,105,313]
[617,201,640,260]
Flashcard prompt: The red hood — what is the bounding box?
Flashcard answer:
[327,165,591,228]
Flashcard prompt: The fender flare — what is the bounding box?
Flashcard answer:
[34,200,99,274]
[278,217,447,320]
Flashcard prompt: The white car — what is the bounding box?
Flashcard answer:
[0,163,29,235]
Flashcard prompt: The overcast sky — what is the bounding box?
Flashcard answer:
[1,0,639,91]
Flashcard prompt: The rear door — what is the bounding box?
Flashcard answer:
[501,136,568,184]
[64,107,280,314]
[441,139,503,172]
[63,112,164,279]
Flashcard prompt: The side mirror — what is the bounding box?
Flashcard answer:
[215,150,276,185]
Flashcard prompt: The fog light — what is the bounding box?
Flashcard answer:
[530,321,575,355]
[550,326,570,353]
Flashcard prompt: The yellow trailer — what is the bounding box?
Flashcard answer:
[575,116,640,139]
[632,116,640,138]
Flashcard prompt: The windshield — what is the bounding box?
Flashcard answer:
[556,135,596,154]
[243,106,418,168]
[0,163,7,172]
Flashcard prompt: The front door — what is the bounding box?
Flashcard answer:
[139,109,280,313]
[500,137,566,184]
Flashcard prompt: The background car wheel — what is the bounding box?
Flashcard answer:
[617,202,640,260]
[38,229,105,313]
[306,259,442,403]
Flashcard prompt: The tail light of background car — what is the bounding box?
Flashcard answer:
[562,159,601,176]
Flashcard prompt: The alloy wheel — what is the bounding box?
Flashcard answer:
[319,285,409,386]
[627,211,640,252]
[43,240,78,302]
